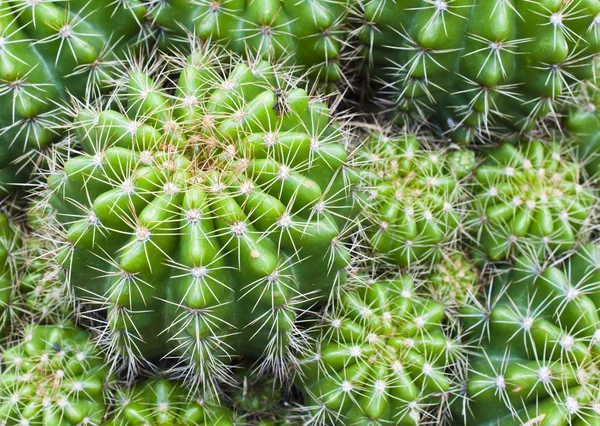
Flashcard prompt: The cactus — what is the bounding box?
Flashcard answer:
[352,132,474,268]
[148,0,349,85]
[565,86,600,179]
[428,251,479,314]
[354,0,600,143]
[0,212,23,339]
[296,274,463,425]
[105,378,236,425]
[41,46,358,389]
[468,139,596,262]
[0,322,113,425]
[0,0,147,193]
[461,243,600,425]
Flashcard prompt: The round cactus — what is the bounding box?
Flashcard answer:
[0,212,23,339]
[105,378,236,426]
[42,46,358,387]
[0,322,113,425]
[461,243,600,425]
[352,132,474,268]
[354,0,600,143]
[468,139,596,262]
[149,0,349,85]
[297,274,463,425]
[0,0,147,193]
[428,251,479,311]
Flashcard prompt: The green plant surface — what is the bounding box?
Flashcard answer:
[461,243,600,425]
[354,0,600,143]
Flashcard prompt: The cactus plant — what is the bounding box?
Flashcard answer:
[0,322,113,425]
[148,0,350,85]
[565,86,600,179]
[354,0,600,143]
[105,378,236,425]
[461,243,600,425]
[296,274,463,425]
[352,131,474,268]
[0,212,23,339]
[468,139,596,262]
[428,251,479,314]
[41,46,358,389]
[0,0,147,193]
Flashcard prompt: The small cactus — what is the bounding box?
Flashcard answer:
[105,378,236,426]
[353,132,474,268]
[296,274,464,425]
[468,139,596,262]
[0,322,113,425]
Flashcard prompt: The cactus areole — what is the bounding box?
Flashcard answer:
[45,49,358,383]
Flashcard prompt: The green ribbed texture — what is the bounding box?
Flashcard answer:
[468,139,596,261]
[0,0,146,193]
[355,0,600,143]
[0,322,112,426]
[566,87,600,179]
[462,243,600,425]
[44,48,358,385]
[353,132,474,268]
[0,213,22,339]
[297,274,462,425]
[149,0,348,84]
[105,378,236,426]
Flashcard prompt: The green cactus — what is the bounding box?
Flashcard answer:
[42,46,358,387]
[355,0,600,143]
[0,212,23,339]
[461,243,600,425]
[353,132,474,268]
[428,252,479,311]
[105,378,236,426]
[296,274,463,425]
[468,139,596,262]
[0,0,147,193]
[148,0,349,85]
[565,86,600,179]
[0,322,113,425]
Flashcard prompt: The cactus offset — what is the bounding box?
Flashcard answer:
[468,139,596,262]
[296,274,463,425]
[0,322,113,425]
[353,132,474,268]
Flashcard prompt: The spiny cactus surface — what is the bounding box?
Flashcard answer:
[461,243,600,425]
[42,47,358,389]
[0,212,23,339]
[297,274,463,425]
[353,132,474,268]
[0,0,147,193]
[149,0,349,85]
[105,378,236,425]
[355,0,600,143]
[0,322,113,426]
[468,139,596,262]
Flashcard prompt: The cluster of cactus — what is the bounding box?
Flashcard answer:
[2,2,600,425]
